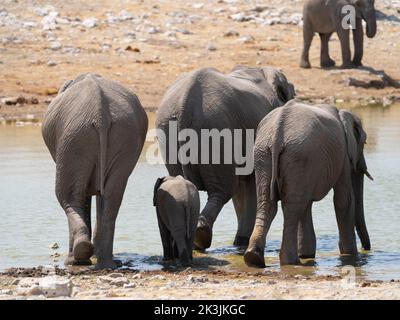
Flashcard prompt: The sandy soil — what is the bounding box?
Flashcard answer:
[1,267,400,300]
[0,0,399,122]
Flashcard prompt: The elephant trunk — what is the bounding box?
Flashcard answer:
[363,10,377,38]
[353,155,371,251]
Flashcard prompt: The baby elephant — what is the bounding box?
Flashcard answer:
[245,101,372,267]
[153,176,200,266]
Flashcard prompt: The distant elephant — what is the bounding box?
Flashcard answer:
[300,0,377,68]
[153,176,200,265]
[244,101,372,267]
[156,66,295,250]
[42,73,148,269]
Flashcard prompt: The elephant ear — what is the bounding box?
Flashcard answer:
[153,177,166,207]
[339,110,366,171]
[261,67,295,106]
[58,80,74,94]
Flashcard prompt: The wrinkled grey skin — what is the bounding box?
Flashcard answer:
[156,66,295,250]
[153,176,200,266]
[300,0,377,68]
[42,73,148,269]
[244,101,372,267]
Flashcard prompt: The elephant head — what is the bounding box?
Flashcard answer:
[261,67,296,107]
[231,66,295,108]
[339,110,372,250]
[352,0,377,38]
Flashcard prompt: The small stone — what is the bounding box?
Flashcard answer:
[110,277,129,287]
[239,35,255,44]
[207,43,217,51]
[49,41,62,51]
[49,242,59,249]
[132,274,142,279]
[108,273,124,279]
[383,96,394,107]
[223,30,239,37]
[0,289,13,295]
[82,18,98,28]
[123,283,136,289]
[47,60,57,67]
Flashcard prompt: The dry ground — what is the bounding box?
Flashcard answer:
[0,0,399,121]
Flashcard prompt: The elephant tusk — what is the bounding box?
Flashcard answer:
[364,170,374,181]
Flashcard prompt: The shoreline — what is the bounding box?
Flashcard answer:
[1,266,400,300]
[1,99,399,126]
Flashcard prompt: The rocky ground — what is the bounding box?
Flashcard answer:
[0,0,399,122]
[1,266,400,300]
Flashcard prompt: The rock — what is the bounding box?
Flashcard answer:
[223,30,239,37]
[230,13,250,22]
[383,96,394,107]
[1,96,27,105]
[193,3,204,9]
[82,18,98,28]
[239,35,255,44]
[49,242,59,249]
[118,10,134,21]
[123,283,136,289]
[12,279,20,285]
[41,11,59,31]
[108,273,124,279]
[132,274,142,279]
[110,277,130,287]
[39,276,73,297]
[125,45,140,52]
[187,275,208,283]
[49,41,62,51]
[147,26,162,34]
[207,43,217,51]
[47,60,57,67]
[0,289,13,295]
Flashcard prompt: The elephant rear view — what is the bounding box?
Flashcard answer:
[153,176,200,266]
[245,101,372,267]
[42,73,148,269]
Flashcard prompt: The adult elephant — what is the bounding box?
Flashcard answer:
[156,66,295,250]
[244,101,372,267]
[42,73,148,269]
[300,0,377,68]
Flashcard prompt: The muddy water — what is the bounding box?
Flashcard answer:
[0,106,399,280]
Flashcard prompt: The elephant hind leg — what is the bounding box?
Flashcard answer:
[244,162,278,268]
[280,202,309,265]
[232,174,257,247]
[297,202,316,259]
[333,166,357,255]
[319,33,335,68]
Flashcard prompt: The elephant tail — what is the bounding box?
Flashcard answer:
[270,143,282,201]
[97,126,109,196]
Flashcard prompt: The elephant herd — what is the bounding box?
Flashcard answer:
[41,0,378,269]
[42,66,372,269]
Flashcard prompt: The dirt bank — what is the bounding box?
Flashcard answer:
[1,0,399,122]
[1,266,400,300]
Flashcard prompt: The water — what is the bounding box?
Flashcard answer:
[0,106,399,280]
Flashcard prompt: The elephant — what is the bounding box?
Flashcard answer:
[153,175,200,266]
[42,73,148,269]
[244,100,372,267]
[300,0,377,69]
[156,66,295,250]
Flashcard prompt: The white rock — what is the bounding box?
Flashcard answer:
[49,242,59,249]
[82,18,98,28]
[39,276,73,297]
[193,3,204,9]
[110,277,129,287]
[49,41,62,50]
[239,35,255,44]
[207,43,217,51]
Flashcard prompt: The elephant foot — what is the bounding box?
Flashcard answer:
[73,238,94,261]
[244,247,266,268]
[352,60,363,67]
[300,60,311,69]
[194,218,212,250]
[298,253,316,260]
[320,58,336,68]
[64,255,92,266]
[279,253,301,266]
[233,235,250,247]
